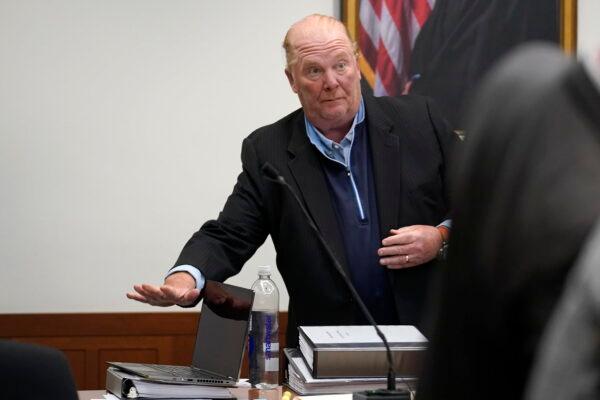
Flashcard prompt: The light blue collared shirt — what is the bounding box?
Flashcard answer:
[305,97,366,166]
[306,97,367,219]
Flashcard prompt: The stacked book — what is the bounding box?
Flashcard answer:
[285,325,427,395]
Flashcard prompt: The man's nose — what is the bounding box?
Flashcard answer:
[323,69,339,90]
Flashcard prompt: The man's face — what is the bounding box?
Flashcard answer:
[286,30,361,133]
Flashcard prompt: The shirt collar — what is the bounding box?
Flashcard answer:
[304,97,365,158]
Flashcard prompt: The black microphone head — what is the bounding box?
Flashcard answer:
[261,162,282,181]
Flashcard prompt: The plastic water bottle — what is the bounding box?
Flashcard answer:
[248,265,279,389]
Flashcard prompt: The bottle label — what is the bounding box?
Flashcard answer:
[263,343,279,352]
[263,313,278,372]
[248,311,279,382]
[264,357,279,372]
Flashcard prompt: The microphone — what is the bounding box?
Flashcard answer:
[261,162,412,400]
[261,162,284,182]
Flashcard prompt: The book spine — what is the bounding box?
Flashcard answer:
[312,347,425,378]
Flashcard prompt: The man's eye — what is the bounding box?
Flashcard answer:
[335,62,348,71]
[307,67,321,76]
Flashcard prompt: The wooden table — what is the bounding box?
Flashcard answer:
[79,386,284,400]
[78,391,105,400]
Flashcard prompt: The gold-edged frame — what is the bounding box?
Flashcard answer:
[342,0,578,55]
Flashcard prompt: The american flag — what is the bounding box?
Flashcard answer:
[358,0,435,96]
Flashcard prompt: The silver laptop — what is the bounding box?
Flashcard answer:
[109,283,254,387]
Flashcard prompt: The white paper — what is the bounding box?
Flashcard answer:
[295,394,352,400]
[300,325,427,345]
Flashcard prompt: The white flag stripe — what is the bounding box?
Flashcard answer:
[359,0,380,49]
[374,75,389,96]
[359,0,433,96]
[410,13,421,47]
[379,1,404,75]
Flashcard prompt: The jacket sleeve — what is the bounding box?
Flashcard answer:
[425,97,461,222]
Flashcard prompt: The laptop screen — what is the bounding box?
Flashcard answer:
[192,283,254,379]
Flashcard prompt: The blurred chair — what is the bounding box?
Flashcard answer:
[0,340,78,400]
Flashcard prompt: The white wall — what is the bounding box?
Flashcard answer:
[0,0,338,313]
[3,1,598,314]
[578,0,600,60]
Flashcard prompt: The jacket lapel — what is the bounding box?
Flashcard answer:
[364,95,403,237]
[287,113,351,277]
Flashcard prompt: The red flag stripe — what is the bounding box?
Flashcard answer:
[375,39,404,96]
[358,23,379,73]
[382,0,404,36]
[368,0,383,18]
[411,0,431,26]
[358,0,434,96]
[359,0,380,68]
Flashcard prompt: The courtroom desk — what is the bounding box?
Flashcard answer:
[3,312,289,390]
[78,390,104,400]
[79,386,284,400]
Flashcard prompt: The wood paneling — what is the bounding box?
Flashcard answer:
[0,312,288,390]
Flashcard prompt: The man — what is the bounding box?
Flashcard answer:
[128,14,457,346]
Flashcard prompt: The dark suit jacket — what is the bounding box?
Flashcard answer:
[175,94,457,346]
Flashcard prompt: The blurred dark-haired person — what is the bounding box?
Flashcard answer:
[525,218,600,400]
[417,43,600,400]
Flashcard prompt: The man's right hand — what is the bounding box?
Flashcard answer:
[126,272,200,307]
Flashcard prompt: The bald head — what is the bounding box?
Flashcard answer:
[282,14,362,139]
[283,14,356,70]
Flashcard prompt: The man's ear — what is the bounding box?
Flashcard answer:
[285,68,298,94]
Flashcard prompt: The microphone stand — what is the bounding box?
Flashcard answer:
[261,163,412,400]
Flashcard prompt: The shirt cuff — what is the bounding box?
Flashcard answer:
[167,265,206,290]
[437,219,452,230]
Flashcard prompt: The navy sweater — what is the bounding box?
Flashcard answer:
[320,121,399,324]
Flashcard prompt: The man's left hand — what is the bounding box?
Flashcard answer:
[378,225,442,269]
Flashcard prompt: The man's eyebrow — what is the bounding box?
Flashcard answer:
[299,58,321,68]
[300,51,351,62]
[332,50,352,58]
